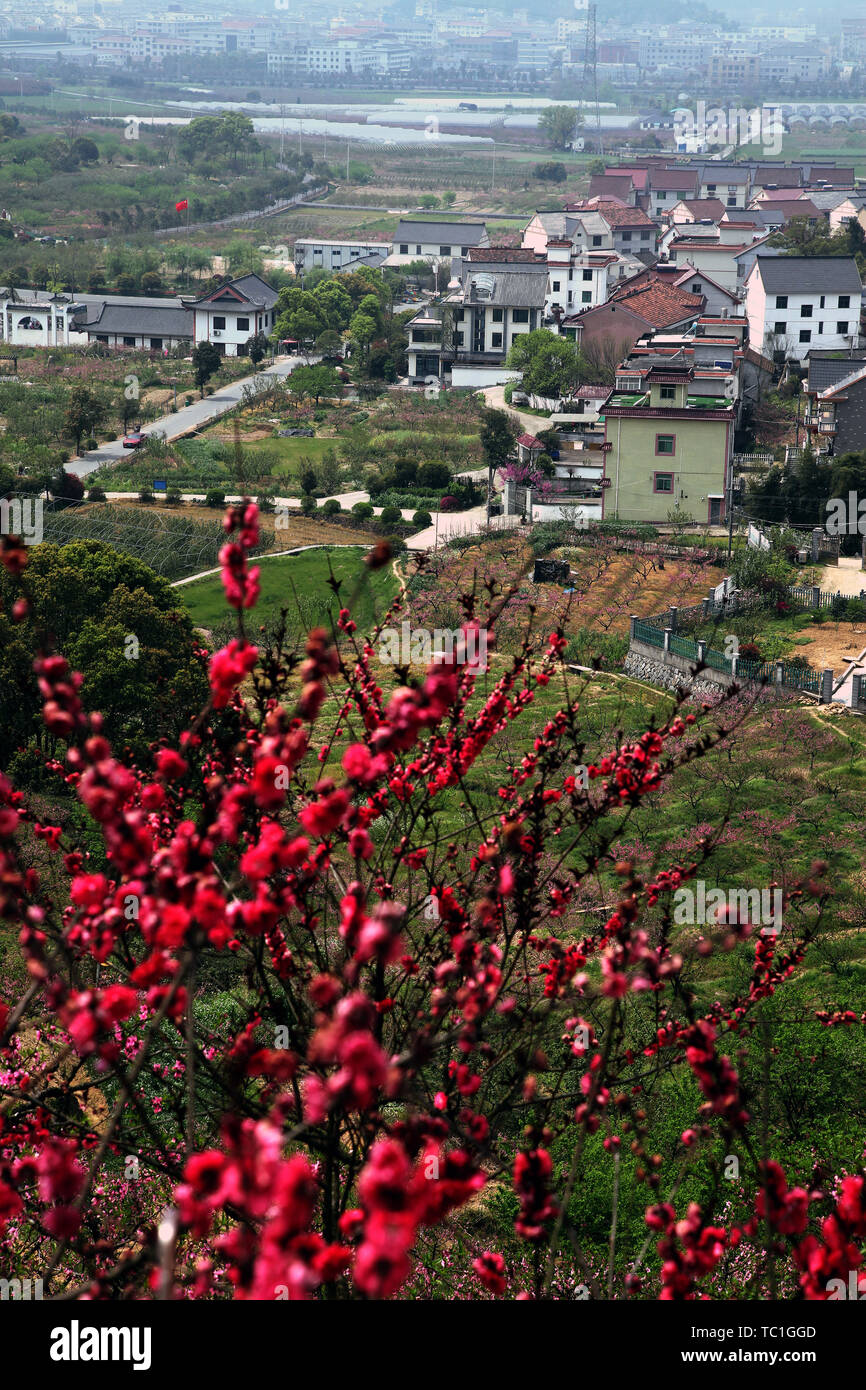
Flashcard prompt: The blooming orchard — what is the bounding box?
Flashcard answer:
[0,506,862,1301]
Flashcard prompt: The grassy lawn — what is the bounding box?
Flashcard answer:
[179,545,400,633]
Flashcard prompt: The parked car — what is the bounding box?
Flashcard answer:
[122,430,146,449]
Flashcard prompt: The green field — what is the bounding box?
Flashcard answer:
[178,545,400,633]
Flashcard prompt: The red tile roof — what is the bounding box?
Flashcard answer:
[756,187,808,202]
[592,199,656,229]
[589,174,634,201]
[517,433,543,449]
[610,272,705,328]
[605,166,649,191]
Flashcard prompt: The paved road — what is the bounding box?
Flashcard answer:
[66,355,311,480]
[820,556,866,598]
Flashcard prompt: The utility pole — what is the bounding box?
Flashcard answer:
[583,2,602,159]
[346,141,350,181]
[491,140,496,193]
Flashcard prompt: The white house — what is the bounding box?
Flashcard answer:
[293,238,389,273]
[744,255,863,362]
[405,263,548,387]
[0,289,90,348]
[183,274,279,356]
[389,219,488,266]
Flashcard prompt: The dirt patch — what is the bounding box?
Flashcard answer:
[102,500,382,548]
[789,622,866,675]
[558,549,727,635]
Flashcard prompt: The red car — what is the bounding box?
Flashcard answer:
[122,430,146,449]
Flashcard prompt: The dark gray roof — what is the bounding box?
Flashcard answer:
[461,267,548,308]
[184,274,279,310]
[698,166,751,185]
[81,303,193,337]
[807,351,866,392]
[395,220,486,246]
[754,255,863,294]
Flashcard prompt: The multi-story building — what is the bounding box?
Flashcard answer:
[390,219,488,265]
[744,255,863,362]
[804,351,866,456]
[404,259,548,387]
[184,274,280,357]
[294,239,389,273]
[601,360,734,524]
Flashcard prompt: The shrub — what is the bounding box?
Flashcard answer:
[257,493,275,513]
[87,486,106,503]
[352,501,374,519]
[322,498,341,517]
[204,489,226,509]
[440,495,458,512]
[846,598,866,622]
[300,494,317,516]
[417,461,450,490]
[138,489,155,504]
[412,509,432,528]
[165,491,182,507]
[379,505,402,526]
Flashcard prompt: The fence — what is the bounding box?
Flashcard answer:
[640,581,865,636]
[629,617,828,699]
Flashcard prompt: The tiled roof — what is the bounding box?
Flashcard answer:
[677,198,726,222]
[754,255,863,295]
[756,187,809,202]
[592,200,656,229]
[467,247,544,263]
[650,169,700,193]
[589,174,634,201]
[517,432,542,448]
[394,220,486,245]
[610,273,704,328]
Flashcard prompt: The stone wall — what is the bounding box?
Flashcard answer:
[623,651,724,696]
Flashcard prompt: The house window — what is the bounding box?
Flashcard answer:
[801,305,812,318]
[55,317,64,332]
[691,282,701,294]
[839,295,851,308]
[461,246,469,256]
[837,321,850,334]
[583,270,593,282]
[454,309,465,321]
[641,230,650,240]
[581,291,592,302]
[799,330,811,343]
[491,332,503,348]
[653,471,674,492]
[592,235,602,246]
[727,196,737,206]
[457,332,465,346]
[818,323,824,335]
[659,385,676,401]
[399,243,408,254]
[773,321,785,334]
[552,280,561,291]
[439,245,451,257]
[706,184,716,195]
[150,338,163,350]
[213,316,226,330]
[96,334,109,343]
[512,309,529,323]
[775,296,788,309]
[655,434,676,455]
[621,230,632,241]
[415,245,421,254]
[819,296,825,308]
[492,308,503,322]
[123,336,136,347]
[237,317,250,331]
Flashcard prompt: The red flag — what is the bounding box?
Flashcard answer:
[175,199,188,212]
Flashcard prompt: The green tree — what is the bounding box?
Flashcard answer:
[244,332,270,365]
[286,364,342,405]
[192,341,222,397]
[64,385,105,453]
[479,406,518,511]
[537,105,582,150]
